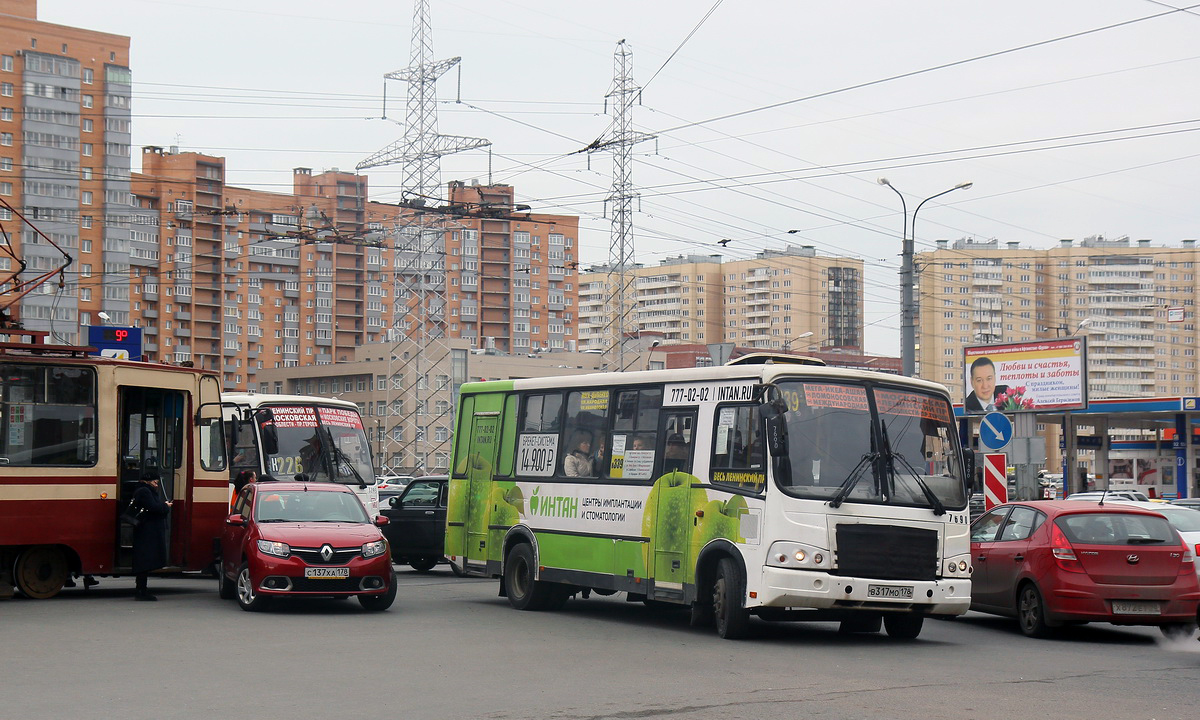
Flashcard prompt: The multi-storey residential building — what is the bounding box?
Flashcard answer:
[578,246,864,353]
[0,0,132,342]
[917,235,1199,399]
[121,150,580,391]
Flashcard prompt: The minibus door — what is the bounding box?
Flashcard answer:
[463,413,501,568]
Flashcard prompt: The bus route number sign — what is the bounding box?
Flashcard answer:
[517,434,558,477]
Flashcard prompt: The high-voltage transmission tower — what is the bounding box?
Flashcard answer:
[358,0,489,475]
[587,41,655,371]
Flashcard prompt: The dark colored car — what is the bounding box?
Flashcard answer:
[970,500,1199,637]
[380,475,448,573]
[217,482,396,611]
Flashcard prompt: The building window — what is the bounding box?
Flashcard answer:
[82,94,92,108]
[81,143,92,156]
[82,68,93,84]
[82,118,92,132]
[1,56,12,72]
[0,182,10,196]
[0,158,10,171]
[0,132,11,146]
[81,191,92,205]
[0,108,11,121]
[0,83,11,97]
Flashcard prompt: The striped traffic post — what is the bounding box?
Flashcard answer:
[984,453,1008,510]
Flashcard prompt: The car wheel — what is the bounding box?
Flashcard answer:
[504,542,553,611]
[839,613,883,634]
[408,556,438,573]
[359,571,397,612]
[1017,582,1051,638]
[1160,622,1197,640]
[712,557,750,639]
[216,560,235,600]
[235,563,269,612]
[883,613,924,639]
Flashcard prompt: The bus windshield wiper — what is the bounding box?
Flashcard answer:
[330,444,368,489]
[827,452,878,509]
[879,422,945,516]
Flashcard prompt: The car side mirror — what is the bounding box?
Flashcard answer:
[388,496,400,508]
[374,515,390,527]
[226,513,246,527]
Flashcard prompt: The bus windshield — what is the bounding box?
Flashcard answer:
[775,381,966,510]
[259,405,375,486]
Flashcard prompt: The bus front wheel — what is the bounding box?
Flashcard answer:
[712,557,750,639]
[504,543,554,611]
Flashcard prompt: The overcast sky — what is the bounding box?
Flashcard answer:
[40,0,1200,355]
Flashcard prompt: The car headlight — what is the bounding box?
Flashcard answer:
[256,539,290,558]
[362,540,387,559]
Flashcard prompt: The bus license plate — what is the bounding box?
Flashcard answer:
[867,584,913,599]
[305,567,350,580]
[1112,600,1160,615]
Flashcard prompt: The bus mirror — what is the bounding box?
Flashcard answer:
[764,414,788,457]
[962,450,975,493]
[256,409,279,456]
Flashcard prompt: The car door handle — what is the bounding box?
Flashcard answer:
[1013,555,1024,562]
[424,510,434,515]
[976,555,987,562]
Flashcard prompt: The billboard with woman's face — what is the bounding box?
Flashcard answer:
[963,339,1088,414]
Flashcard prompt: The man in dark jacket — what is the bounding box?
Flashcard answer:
[131,472,173,601]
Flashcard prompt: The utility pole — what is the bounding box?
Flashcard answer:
[587,41,655,371]
[358,0,489,475]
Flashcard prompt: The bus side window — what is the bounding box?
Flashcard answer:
[710,405,765,493]
[661,411,695,474]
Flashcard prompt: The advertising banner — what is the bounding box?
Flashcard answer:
[963,339,1087,414]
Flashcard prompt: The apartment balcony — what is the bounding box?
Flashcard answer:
[176,310,190,321]
[634,276,681,291]
[142,326,158,336]
[1089,348,1155,363]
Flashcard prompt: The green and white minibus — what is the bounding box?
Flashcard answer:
[445,360,972,639]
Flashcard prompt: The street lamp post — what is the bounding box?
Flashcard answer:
[780,331,814,351]
[878,178,972,377]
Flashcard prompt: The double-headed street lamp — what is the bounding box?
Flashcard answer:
[878,178,973,377]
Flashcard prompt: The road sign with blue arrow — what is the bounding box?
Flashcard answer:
[979,412,1013,451]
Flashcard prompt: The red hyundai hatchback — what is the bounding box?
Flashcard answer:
[217,482,396,612]
[970,500,1199,637]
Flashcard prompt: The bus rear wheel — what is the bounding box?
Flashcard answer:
[15,546,69,599]
[504,543,554,611]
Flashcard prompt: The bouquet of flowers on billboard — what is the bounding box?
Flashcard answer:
[994,386,1035,411]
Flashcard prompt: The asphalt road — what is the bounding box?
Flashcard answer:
[4,568,1199,720]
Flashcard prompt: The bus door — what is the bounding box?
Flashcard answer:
[463,412,501,568]
[116,387,186,569]
[650,410,697,597]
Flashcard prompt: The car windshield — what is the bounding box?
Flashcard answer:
[255,490,370,523]
[259,405,375,485]
[1056,513,1176,545]
[774,381,966,510]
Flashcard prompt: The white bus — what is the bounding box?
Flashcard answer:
[445,361,972,639]
[222,393,378,516]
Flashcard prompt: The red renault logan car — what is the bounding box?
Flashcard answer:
[970,500,1199,637]
[217,482,396,612]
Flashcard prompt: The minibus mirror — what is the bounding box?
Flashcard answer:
[962,450,975,494]
[256,409,279,456]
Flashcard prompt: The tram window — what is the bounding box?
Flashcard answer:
[0,364,97,466]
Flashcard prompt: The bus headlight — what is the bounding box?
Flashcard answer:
[362,540,387,559]
[767,541,829,570]
[256,539,290,558]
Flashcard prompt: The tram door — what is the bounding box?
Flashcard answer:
[116,387,186,569]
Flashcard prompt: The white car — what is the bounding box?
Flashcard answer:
[377,475,413,491]
[1106,500,1200,576]
[1066,490,1152,503]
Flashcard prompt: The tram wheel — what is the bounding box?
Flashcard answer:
[15,546,70,599]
